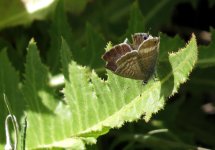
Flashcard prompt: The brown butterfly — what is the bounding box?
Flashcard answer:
[102,33,160,83]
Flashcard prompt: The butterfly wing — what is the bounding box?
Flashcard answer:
[101,33,160,82]
[115,51,146,80]
[138,37,160,54]
[102,43,132,71]
[137,37,160,81]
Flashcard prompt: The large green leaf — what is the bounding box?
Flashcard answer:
[62,35,197,143]
[18,33,197,149]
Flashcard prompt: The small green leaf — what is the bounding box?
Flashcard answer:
[60,38,72,80]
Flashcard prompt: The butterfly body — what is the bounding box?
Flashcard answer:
[102,33,160,82]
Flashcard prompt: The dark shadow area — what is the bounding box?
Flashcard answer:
[157,60,174,102]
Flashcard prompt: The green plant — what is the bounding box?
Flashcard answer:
[0,0,214,149]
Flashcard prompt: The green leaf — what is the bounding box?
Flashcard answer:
[185,29,215,90]
[47,0,73,73]
[197,28,215,68]
[0,49,24,149]
[76,23,106,69]
[20,34,197,149]
[64,0,88,14]
[22,40,59,148]
[125,1,145,36]
[186,29,215,90]
[62,34,197,142]
[23,39,56,113]
[22,40,90,149]
[140,0,174,30]
[163,34,197,95]
[60,38,72,80]
[159,33,185,62]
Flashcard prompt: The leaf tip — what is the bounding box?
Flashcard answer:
[29,38,36,45]
[105,41,113,52]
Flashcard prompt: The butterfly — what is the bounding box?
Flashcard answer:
[102,33,160,83]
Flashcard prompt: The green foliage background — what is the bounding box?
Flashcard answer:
[0,0,214,149]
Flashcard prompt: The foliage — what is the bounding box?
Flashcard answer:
[0,0,214,149]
